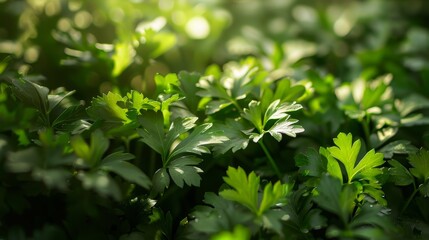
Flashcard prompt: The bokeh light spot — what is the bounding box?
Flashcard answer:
[74,10,93,29]
[185,16,210,39]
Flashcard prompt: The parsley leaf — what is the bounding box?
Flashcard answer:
[71,130,151,190]
[138,110,227,194]
[408,149,429,181]
[327,133,384,183]
[242,100,304,143]
[387,159,414,186]
[219,167,259,214]
[219,166,290,216]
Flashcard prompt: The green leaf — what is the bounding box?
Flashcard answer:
[219,166,289,216]
[138,112,227,193]
[178,71,201,113]
[327,133,361,180]
[272,78,306,103]
[100,154,151,189]
[314,175,357,224]
[388,160,414,186]
[168,156,203,188]
[101,151,134,163]
[395,94,429,117]
[190,192,253,235]
[70,130,109,167]
[267,117,304,142]
[212,119,251,154]
[353,149,384,181]
[112,41,133,77]
[320,147,343,182]
[258,181,291,215]
[138,111,165,157]
[155,73,179,94]
[196,58,261,114]
[47,89,75,113]
[360,75,392,110]
[242,100,263,132]
[152,168,170,195]
[87,92,128,122]
[379,140,418,159]
[401,113,429,127]
[220,166,259,214]
[165,117,198,152]
[211,225,250,240]
[327,133,384,183]
[313,175,342,216]
[168,123,228,161]
[295,148,327,177]
[261,209,286,235]
[242,100,304,143]
[408,149,429,181]
[6,77,49,115]
[0,56,11,73]
[263,100,303,123]
[51,105,85,130]
[142,30,177,59]
[349,203,393,233]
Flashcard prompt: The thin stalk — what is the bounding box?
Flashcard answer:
[259,141,282,178]
[362,115,371,147]
[400,184,420,215]
[230,98,243,113]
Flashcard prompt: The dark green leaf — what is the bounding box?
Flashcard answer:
[295,148,327,177]
[313,175,356,223]
[408,149,429,181]
[138,111,165,157]
[388,160,414,186]
[100,158,151,189]
[152,168,170,195]
[379,140,418,159]
[6,77,49,115]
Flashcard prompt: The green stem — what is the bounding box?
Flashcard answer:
[362,114,371,147]
[400,185,420,215]
[259,141,282,178]
[230,98,243,112]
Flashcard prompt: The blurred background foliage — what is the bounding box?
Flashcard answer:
[1,0,428,101]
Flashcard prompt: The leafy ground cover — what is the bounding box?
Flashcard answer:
[1,0,429,239]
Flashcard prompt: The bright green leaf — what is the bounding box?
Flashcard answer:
[220,166,259,214]
[327,133,384,183]
[211,225,250,240]
[258,181,291,215]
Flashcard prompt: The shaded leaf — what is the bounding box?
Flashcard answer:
[152,168,170,195]
[408,149,429,181]
[100,159,151,189]
[388,160,414,186]
[295,148,327,177]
